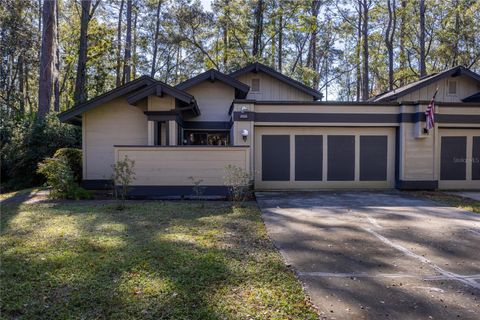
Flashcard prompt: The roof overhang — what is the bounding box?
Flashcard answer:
[229,62,323,100]
[175,69,250,99]
[372,66,480,102]
[58,76,200,124]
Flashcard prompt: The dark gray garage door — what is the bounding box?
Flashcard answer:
[262,135,290,181]
[327,135,355,181]
[441,136,466,180]
[295,135,323,181]
[473,137,480,180]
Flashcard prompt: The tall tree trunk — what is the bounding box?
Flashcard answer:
[53,2,60,111]
[452,0,459,67]
[123,0,132,84]
[116,0,124,86]
[356,1,362,102]
[419,0,426,77]
[151,0,162,78]
[132,8,138,79]
[307,1,321,88]
[18,56,25,114]
[223,26,228,71]
[252,0,264,58]
[277,12,283,72]
[38,0,57,118]
[399,0,406,85]
[385,0,397,91]
[361,0,369,101]
[73,0,91,105]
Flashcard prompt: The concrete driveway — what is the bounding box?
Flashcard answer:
[256,191,480,320]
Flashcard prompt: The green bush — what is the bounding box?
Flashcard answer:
[53,148,82,183]
[37,157,91,200]
[1,113,81,191]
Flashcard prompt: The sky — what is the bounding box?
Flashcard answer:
[200,0,212,11]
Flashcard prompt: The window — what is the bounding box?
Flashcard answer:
[251,78,260,92]
[183,131,230,146]
[448,80,457,95]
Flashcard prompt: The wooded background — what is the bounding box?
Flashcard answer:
[1,0,479,119]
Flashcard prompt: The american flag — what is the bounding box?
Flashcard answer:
[425,89,438,132]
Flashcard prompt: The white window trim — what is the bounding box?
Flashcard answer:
[447,79,457,96]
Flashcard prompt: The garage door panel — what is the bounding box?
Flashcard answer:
[328,135,355,181]
[360,136,388,181]
[295,135,323,181]
[262,135,290,181]
[473,137,480,180]
[440,136,466,181]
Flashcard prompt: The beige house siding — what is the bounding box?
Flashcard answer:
[148,95,175,111]
[114,146,250,186]
[399,75,480,102]
[83,98,147,180]
[183,81,234,121]
[236,72,313,101]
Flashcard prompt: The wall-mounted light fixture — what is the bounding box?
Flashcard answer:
[241,129,249,142]
[240,106,249,113]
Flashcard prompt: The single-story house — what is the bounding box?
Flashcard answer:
[59,63,480,196]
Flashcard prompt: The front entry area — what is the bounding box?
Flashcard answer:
[254,127,396,190]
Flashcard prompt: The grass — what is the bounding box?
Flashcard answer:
[0,201,317,319]
[411,191,480,214]
[0,188,40,201]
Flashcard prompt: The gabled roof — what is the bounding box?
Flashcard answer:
[59,76,198,124]
[371,66,480,102]
[175,69,250,98]
[463,91,480,102]
[229,62,323,100]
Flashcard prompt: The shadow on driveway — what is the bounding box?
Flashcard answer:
[256,191,480,320]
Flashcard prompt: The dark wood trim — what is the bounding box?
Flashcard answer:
[373,66,480,102]
[229,62,323,100]
[175,69,250,98]
[182,121,232,130]
[396,180,438,190]
[82,179,112,190]
[126,185,231,198]
[59,76,155,122]
[113,145,248,148]
[234,111,480,124]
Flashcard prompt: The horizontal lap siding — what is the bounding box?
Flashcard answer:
[115,147,249,186]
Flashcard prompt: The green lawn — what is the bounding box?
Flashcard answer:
[0,188,40,201]
[0,201,317,319]
[411,191,480,214]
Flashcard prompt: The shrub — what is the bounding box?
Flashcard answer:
[1,114,81,190]
[223,165,252,202]
[54,148,82,183]
[189,176,205,198]
[37,157,91,200]
[111,156,136,209]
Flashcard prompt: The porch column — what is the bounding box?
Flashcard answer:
[147,120,155,146]
[168,120,178,145]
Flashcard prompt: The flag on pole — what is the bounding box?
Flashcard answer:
[425,88,438,133]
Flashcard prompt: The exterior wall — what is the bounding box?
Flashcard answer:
[399,75,480,103]
[236,72,313,101]
[114,146,250,186]
[183,81,235,121]
[253,127,396,190]
[83,98,147,180]
[148,95,175,111]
